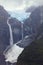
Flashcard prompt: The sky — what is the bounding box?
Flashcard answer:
[0,0,43,11]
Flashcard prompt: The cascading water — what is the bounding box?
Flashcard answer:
[4,17,13,65]
[3,17,24,63]
[7,17,13,46]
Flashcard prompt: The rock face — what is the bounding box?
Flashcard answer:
[17,35,43,65]
[24,6,42,36]
[0,5,10,65]
[0,5,10,53]
[16,6,43,65]
[9,18,22,43]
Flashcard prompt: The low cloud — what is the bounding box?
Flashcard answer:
[0,0,43,11]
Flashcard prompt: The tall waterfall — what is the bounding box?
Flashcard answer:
[7,17,13,46]
[3,17,24,63]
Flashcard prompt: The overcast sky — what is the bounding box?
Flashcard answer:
[0,0,43,11]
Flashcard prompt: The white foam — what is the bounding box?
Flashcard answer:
[5,44,24,63]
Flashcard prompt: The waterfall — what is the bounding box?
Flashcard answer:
[6,17,13,65]
[7,17,13,46]
[3,17,24,63]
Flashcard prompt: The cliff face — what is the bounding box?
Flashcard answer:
[9,18,22,43]
[24,6,42,36]
[16,6,43,48]
[0,5,10,65]
[17,36,43,65]
[0,6,10,53]
[17,6,43,65]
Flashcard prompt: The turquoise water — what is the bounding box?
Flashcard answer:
[8,11,31,21]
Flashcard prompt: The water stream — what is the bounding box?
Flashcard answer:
[7,17,13,46]
[7,17,13,65]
